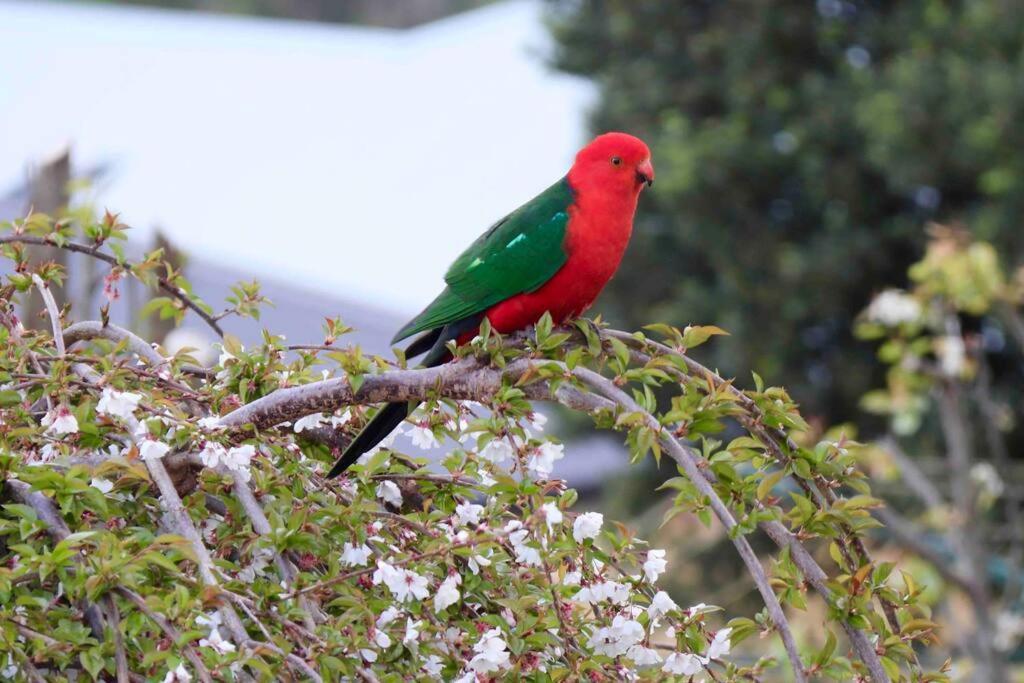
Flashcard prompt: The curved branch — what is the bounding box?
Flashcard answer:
[64,321,167,368]
[31,274,64,355]
[569,366,808,682]
[3,480,106,640]
[606,329,907,643]
[63,320,208,377]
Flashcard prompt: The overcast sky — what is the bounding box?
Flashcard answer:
[0,0,594,316]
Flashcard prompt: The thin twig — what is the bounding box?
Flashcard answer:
[31,274,64,355]
[115,587,213,683]
[872,507,980,599]
[877,436,946,511]
[0,234,224,336]
[102,594,131,683]
[975,357,1024,606]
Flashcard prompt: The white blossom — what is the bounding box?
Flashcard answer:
[479,438,514,464]
[292,413,325,433]
[663,652,704,675]
[139,438,171,461]
[359,649,377,663]
[648,590,679,620]
[508,527,542,567]
[162,663,192,683]
[574,580,630,605]
[527,411,548,433]
[468,628,510,673]
[341,542,372,567]
[468,552,492,575]
[573,512,603,542]
[376,606,401,628]
[971,462,1005,500]
[373,629,392,649]
[865,289,921,326]
[96,388,143,420]
[403,618,422,645]
[994,611,1024,651]
[90,477,114,494]
[628,645,663,666]
[707,627,733,659]
[197,416,223,432]
[455,501,484,527]
[687,602,713,616]
[199,441,227,468]
[1,654,17,680]
[435,574,461,612]
[238,548,273,583]
[374,561,429,602]
[561,570,582,586]
[376,480,403,507]
[42,406,78,436]
[196,612,222,630]
[643,548,667,583]
[422,655,444,677]
[222,444,255,481]
[409,423,439,450]
[939,334,966,377]
[199,628,236,655]
[541,502,563,529]
[587,615,644,657]
[329,410,352,427]
[527,441,564,478]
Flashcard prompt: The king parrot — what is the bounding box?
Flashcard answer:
[327,132,654,477]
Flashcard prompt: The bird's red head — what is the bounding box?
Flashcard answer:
[569,132,654,196]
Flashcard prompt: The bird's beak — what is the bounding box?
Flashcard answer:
[636,159,654,188]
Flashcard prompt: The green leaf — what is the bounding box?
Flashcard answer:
[680,325,729,349]
[756,469,786,501]
[0,390,22,407]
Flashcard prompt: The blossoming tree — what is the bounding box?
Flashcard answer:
[856,225,1024,681]
[0,210,940,681]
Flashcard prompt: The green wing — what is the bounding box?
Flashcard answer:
[391,177,574,344]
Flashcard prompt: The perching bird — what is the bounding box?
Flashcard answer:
[327,132,653,477]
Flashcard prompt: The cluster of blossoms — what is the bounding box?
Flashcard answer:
[1,320,739,682]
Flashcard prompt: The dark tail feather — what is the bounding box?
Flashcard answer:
[326,402,410,478]
[327,312,484,479]
[404,328,443,360]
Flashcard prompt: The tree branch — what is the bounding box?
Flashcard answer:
[569,366,812,682]
[31,274,64,355]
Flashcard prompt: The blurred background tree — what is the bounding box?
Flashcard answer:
[547,0,1024,424]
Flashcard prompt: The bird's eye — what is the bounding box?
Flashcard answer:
[611,156,622,166]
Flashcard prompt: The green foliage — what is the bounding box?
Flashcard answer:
[548,0,1024,421]
[0,210,942,680]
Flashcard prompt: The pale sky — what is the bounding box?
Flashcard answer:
[0,0,595,316]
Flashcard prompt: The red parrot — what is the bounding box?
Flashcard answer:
[328,132,653,477]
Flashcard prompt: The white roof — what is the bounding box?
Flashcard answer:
[0,0,594,315]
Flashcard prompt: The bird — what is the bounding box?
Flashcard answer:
[327,132,654,477]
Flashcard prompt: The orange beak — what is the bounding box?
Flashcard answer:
[636,159,654,187]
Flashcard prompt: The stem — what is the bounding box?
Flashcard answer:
[0,234,224,336]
